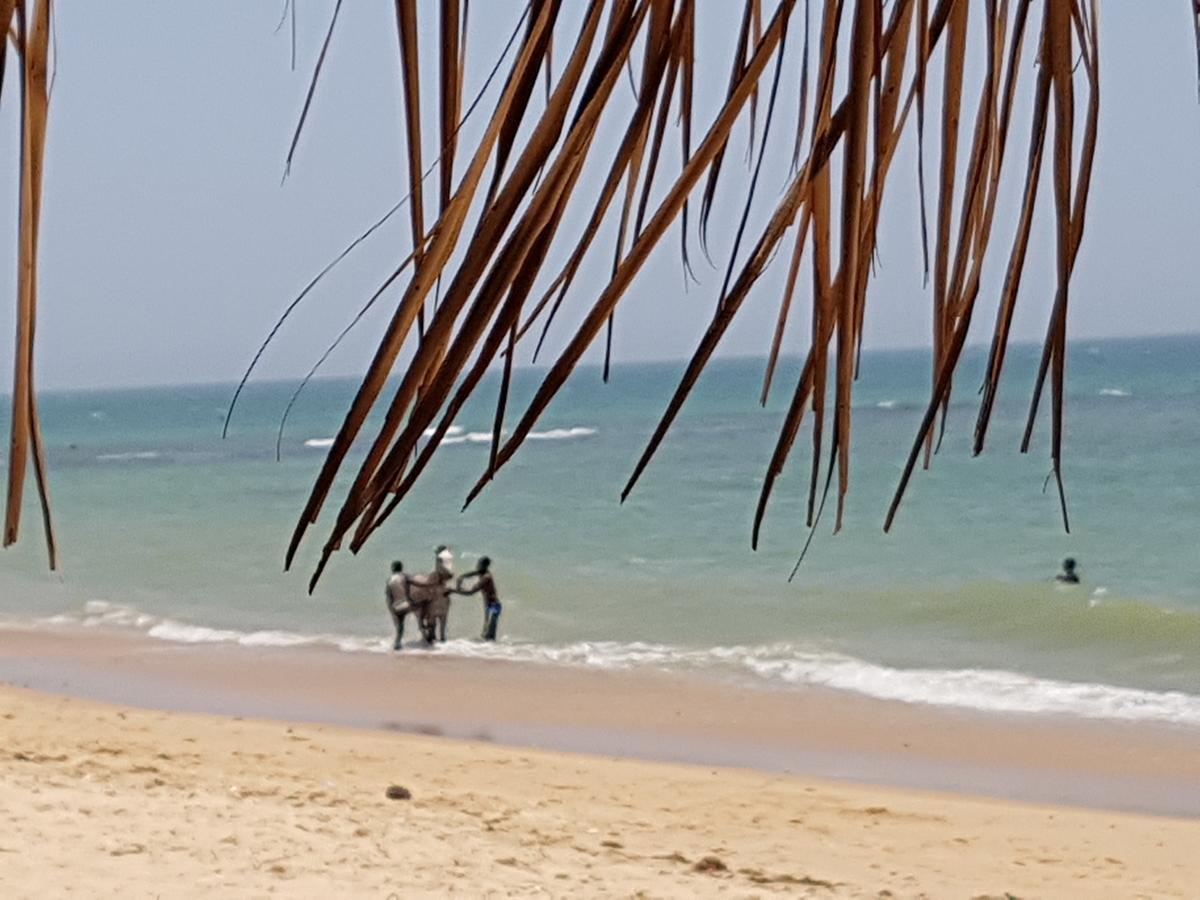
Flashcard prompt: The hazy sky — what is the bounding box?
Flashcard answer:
[2,2,1198,391]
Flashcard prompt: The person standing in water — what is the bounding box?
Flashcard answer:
[435,544,454,578]
[1056,557,1080,584]
[385,560,411,650]
[457,556,501,641]
[410,544,455,643]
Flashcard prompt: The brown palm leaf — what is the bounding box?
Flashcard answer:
[276,0,1111,586]
[0,1,1177,588]
[4,0,55,569]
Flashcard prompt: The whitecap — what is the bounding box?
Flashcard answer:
[303,438,335,448]
[95,451,161,462]
[1099,388,1130,397]
[527,427,597,440]
[425,426,593,445]
[420,430,503,445]
[875,400,897,410]
[422,425,465,438]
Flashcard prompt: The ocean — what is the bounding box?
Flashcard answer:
[1,334,1198,727]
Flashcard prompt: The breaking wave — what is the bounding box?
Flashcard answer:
[17,601,1200,729]
[305,425,595,450]
[528,427,597,440]
[436,426,597,445]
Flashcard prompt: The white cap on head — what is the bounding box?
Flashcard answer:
[436,546,454,573]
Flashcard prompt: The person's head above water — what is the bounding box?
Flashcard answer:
[391,560,403,574]
[1062,557,1076,572]
[477,556,491,573]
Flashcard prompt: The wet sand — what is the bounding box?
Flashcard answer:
[1,625,1198,819]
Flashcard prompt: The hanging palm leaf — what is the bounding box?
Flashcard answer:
[265,0,1115,589]
[3,0,56,569]
[2,2,1183,588]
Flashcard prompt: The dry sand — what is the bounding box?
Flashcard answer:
[2,682,1198,898]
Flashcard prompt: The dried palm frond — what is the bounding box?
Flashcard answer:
[0,2,1171,586]
[261,0,1119,588]
[3,0,56,569]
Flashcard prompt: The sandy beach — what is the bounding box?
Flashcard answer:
[1,627,1198,897]
[3,682,1199,899]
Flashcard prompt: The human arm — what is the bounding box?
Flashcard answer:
[454,571,483,595]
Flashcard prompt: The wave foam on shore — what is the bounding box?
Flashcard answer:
[9,601,1199,729]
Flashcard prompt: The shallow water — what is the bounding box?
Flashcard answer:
[1,335,1198,725]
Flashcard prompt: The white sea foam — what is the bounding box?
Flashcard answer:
[303,438,335,448]
[527,427,597,440]
[420,429,496,445]
[237,630,323,648]
[63,602,387,653]
[95,451,161,462]
[422,425,465,438]
[144,621,392,653]
[26,604,1200,729]
[875,400,897,410]
[147,621,244,643]
[422,426,595,445]
[735,650,1200,726]
[80,600,157,628]
[1099,388,1131,397]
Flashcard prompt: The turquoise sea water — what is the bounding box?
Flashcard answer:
[1,334,1198,725]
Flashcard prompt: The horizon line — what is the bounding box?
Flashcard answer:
[10,329,1198,397]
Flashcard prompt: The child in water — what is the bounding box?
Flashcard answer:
[457,556,501,641]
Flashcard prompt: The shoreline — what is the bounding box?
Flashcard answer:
[2,624,1198,818]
